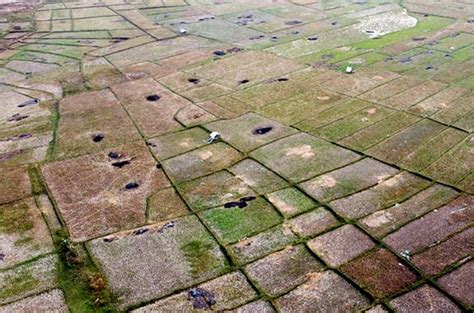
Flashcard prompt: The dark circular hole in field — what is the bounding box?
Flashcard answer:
[146,94,161,102]
[92,133,104,142]
[224,201,241,208]
[213,50,226,56]
[125,182,139,189]
[252,126,273,135]
[111,160,130,168]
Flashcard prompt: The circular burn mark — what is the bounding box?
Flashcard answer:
[239,79,249,84]
[307,36,318,41]
[125,182,139,189]
[92,133,104,142]
[276,77,289,82]
[331,21,337,26]
[213,50,226,56]
[425,65,435,70]
[111,160,130,168]
[146,94,161,102]
[156,163,162,169]
[224,201,241,208]
[252,126,273,135]
[188,78,200,84]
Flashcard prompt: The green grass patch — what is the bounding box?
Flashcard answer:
[336,52,388,72]
[27,164,46,195]
[46,101,60,161]
[298,47,368,65]
[0,270,39,299]
[202,198,282,244]
[0,202,34,235]
[267,187,315,217]
[14,236,34,246]
[54,230,115,313]
[451,44,474,62]
[181,240,222,278]
[455,75,474,89]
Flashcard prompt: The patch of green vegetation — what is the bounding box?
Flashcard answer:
[403,151,438,171]
[63,83,87,97]
[268,187,315,217]
[316,119,363,141]
[455,75,474,89]
[351,16,454,50]
[202,199,282,244]
[334,178,362,198]
[14,236,34,246]
[317,107,393,141]
[27,164,46,195]
[298,47,367,65]
[46,101,60,161]
[451,44,474,62]
[0,202,34,235]
[336,52,387,72]
[19,44,88,60]
[54,230,115,313]
[181,240,221,277]
[0,270,39,299]
[0,114,51,139]
[8,50,31,61]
